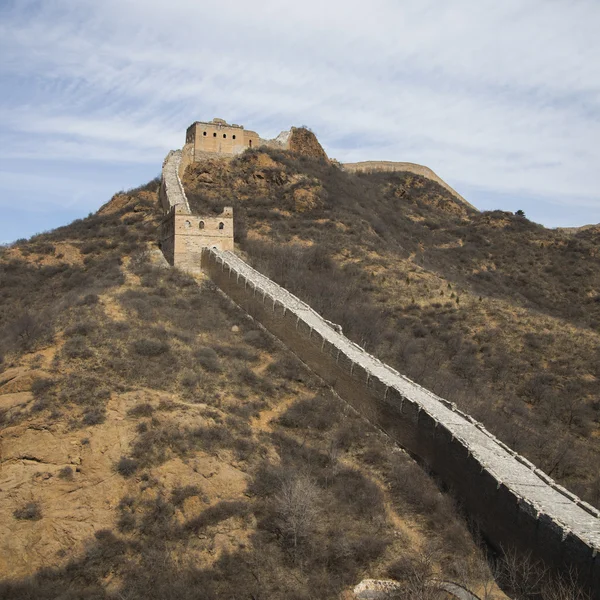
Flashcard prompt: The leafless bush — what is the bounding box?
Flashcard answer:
[3,311,54,352]
[116,456,139,477]
[267,355,309,382]
[62,335,94,359]
[278,394,340,431]
[132,338,169,357]
[274,474,321,550]
[14,501,42,521]
[58,466,74,480]
[194,346,221,372]
[330,468,384,519]
[81,407,106,425]
[171,485,206,507]
[243,329,276,352]
[127,403,154,418]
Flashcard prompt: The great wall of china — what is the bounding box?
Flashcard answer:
[158,124,600,598]
[343,161,477,211]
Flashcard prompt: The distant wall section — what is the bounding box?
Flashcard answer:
[343,161,476,211]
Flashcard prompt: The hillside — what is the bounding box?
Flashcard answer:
[1,142,598,599]
[0,185,505,598]
[182,147,600,511]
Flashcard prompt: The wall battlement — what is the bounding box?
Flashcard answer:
[200,247,600,599]
[180,118,328,163]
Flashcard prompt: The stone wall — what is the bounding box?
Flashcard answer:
[159,150,234,270]
[159,150,190,214]
[201,247,600,599]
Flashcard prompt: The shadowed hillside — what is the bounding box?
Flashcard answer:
[183,148,600,510]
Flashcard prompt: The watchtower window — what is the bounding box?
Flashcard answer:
[213,132,217,137]
[203,131,207,136]
[199,221,205,229]
[232,135,236,140]
[218,222,224,230]
[249,139,252,147]
[223,133,227,138]
[184,220,191,228]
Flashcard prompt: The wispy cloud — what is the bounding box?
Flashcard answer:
[1,0,599,240]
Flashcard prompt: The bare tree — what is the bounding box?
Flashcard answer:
[274,473,321,552]
[497,547,547,599]
[541,568,592,600]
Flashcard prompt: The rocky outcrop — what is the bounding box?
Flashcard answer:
[287,127,328,160]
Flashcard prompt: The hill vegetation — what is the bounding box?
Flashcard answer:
[0,142,597,599]
[183,148,600,510]
[0,183,503,599]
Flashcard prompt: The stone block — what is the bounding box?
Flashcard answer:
[273,299,286,318]
[337,352,353,374]
[281,307,299,329]
[322,339,338,359]
[401,398,420,424]
[385,387,405,409]
[536,513,567,564]
[352,363,370,386]
[296,317,312,336]
[369,375,388,400]
[514,498,540,546]
[309,329,324,348]
[592,555,600,600]
[563,531,595,571]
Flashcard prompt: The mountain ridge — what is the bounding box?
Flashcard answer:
[342,160,476,212]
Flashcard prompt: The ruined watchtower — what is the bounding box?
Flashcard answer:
[185,118,260,157]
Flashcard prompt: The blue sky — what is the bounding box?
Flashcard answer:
[1,0,599,243]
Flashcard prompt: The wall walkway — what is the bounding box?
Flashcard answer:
[201,247,600,598]
[159,150,191,214]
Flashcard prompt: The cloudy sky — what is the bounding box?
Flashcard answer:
[1,0,599,242]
